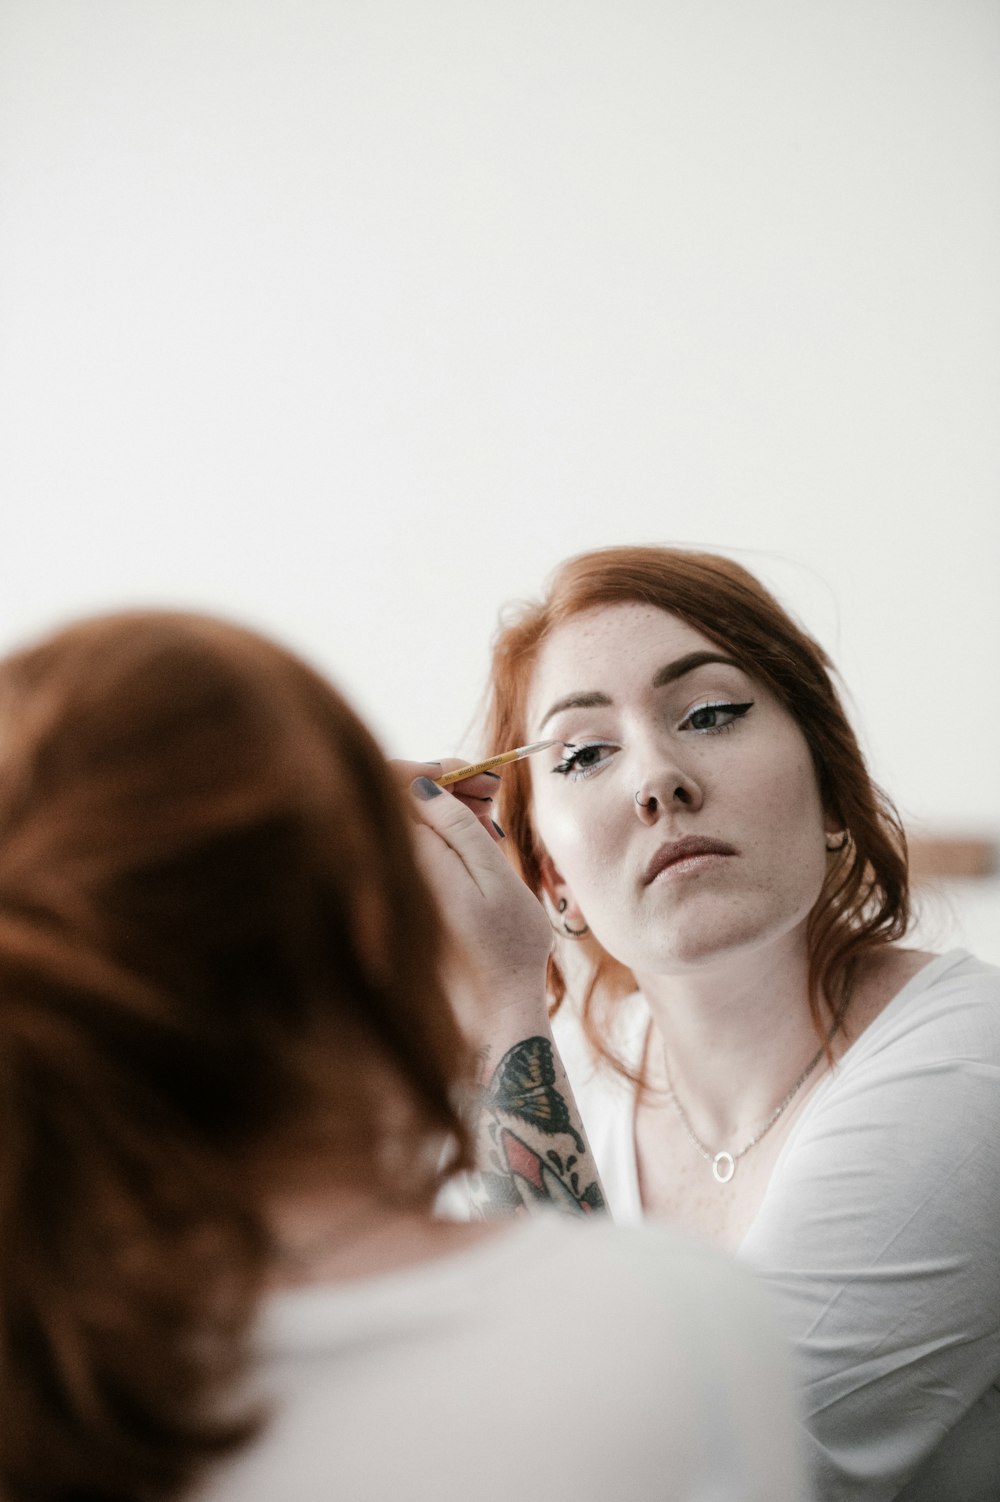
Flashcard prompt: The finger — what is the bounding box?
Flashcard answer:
[449,797,503,841]
[390,758,444,786]
[409,778,510,889]
[448,771,504,841]
[392,761,502,838]
[445,770,501,800]
[459,806,503,842]
[390,761,500,799]
[409,796,490,898]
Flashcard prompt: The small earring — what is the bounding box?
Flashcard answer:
[557,897,590,939]
[825,830,849,852]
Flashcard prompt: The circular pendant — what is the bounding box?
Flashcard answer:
[712,1151,736,1184]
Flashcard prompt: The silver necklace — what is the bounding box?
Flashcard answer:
[661,1012,845,1186]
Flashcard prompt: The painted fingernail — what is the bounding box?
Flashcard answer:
[491,819,506,839]
[411,777,443,800]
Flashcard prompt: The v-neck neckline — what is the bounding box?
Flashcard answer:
[627,948,970,1248]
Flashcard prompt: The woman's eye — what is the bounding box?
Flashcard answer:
[551,741,618,780]
[681,701,754,734]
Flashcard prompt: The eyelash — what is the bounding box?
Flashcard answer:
[679,700,754,734]
[550,701,754,781]
[551,741,617,781]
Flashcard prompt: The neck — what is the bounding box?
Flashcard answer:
[635,929,833,1142]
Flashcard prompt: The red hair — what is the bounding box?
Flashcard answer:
[0,610,472,1501]
[483,547,910,1071]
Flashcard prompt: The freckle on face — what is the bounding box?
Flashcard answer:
[524,604,830,974]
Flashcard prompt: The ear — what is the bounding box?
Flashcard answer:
[823,808,845,838]
[537,850,585,924]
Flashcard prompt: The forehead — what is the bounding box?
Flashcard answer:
[527,603,730,720]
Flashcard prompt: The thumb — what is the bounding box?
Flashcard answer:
[409,776,505,887]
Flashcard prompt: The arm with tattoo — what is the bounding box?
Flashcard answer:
[467,1035,606,1217]
[402,773,604,1215]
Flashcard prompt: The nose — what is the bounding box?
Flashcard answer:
[633,761,703,824]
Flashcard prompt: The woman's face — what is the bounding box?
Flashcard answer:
[525,603,835,977]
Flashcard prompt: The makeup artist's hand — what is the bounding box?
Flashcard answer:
[405,773,553,1036]
[392,760,506,842]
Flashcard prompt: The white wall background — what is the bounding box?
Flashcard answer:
[1,1,998,955]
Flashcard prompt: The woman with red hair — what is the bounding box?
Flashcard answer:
[0,607,803,1502]
[458,545,1000,1501]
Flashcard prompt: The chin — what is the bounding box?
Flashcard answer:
[625,909,804,976]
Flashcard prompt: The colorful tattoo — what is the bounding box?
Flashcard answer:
[469,1036,606,1217]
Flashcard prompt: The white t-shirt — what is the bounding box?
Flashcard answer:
[189,1215,807,1502]
[552,949,1000,1501]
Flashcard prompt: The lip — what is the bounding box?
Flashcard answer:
[643,836,738,885]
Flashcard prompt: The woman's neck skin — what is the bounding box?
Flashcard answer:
[634,921,830,1143]
[632,940,934,1248]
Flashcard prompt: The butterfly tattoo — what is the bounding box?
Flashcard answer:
[487,1035,586,1153]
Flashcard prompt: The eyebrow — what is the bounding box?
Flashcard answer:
[651,651,740,688]
[537,652,741,731]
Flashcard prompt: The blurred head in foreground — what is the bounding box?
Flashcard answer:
[0,610,471,1500]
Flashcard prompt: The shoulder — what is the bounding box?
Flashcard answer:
[754,950,1000,1226]
[518,1218,804,1486]
[841,948,1000,1070]
[754,950,1000,1235]
[522,1214,785,1350]
[238,1217,806,1501]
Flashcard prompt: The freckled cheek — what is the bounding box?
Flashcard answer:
[744,745,823,829]
[735,752,826,893]
[530,789,621,887]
